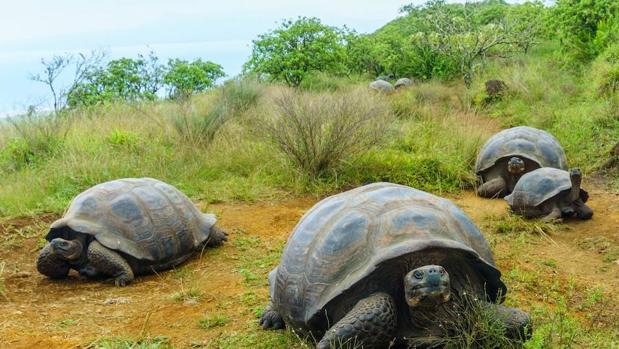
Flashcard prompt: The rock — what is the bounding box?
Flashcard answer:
[485,79,507,98]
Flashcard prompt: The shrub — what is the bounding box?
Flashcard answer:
[172,101,231,148]
[0,111,69,171]
[220,77,263,115]
[265,88,394,178]
[591,43,619,96]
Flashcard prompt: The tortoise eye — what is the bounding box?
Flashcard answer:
[413,270,424,279]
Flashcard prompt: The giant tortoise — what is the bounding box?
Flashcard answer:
[505,167,593,221]
[475,126,568,198]
[36,178,227,286]
[260,182,530,348]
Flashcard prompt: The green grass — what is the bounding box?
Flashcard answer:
[86,336,173,349]
[472,43,619,181]
[198,314,231,329]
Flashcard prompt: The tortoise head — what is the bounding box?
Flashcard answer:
[569,168,582,188]
[507,157,525,175]
[404,265,451,309]
[49,238,84,260]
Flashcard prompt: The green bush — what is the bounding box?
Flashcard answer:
[550,0,619,63]
[591,44,619,96]
[244,17,349,87]
[220,77,263,115]
[265,88,394,178]
[163,58,225,100]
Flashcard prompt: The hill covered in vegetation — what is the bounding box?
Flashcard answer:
[0,0,618,347]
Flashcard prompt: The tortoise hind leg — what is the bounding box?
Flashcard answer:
[494,304,532,341]
[87,241,134,286]
[477,177,507,198]
[541,206,562,222]
[317,293,397,349]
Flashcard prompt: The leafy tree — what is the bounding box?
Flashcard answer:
[67,52,163,107]
[163,59,225,99]
[550,0,619,62]
[406,0,536,86]
[31,51,105,113]
[244,17,348,87]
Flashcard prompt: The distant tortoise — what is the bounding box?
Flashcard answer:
[36,178,227,286]
[394,78,414,89]
[505,168,593,221]
[260,182,530,349]
[476,126,568,198]
[369,79,395,93]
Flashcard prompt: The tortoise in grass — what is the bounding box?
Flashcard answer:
[369,79,395,93]
[475,126,568,198]
[394,78,414,89]
[36,178,227,286]
[505,167,593,221]
[260,182,530,348]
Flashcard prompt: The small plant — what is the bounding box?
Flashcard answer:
[170,286,202,303]
[172,99,231,148]
[265,88,394,179]
[107,129,139,148]
[86,336,173,349]
[220,77,263,115]
[408,292,523,349]
[485,213,561,236]
[198,314,230,329]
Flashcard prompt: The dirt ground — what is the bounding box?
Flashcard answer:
[0,184,617,349]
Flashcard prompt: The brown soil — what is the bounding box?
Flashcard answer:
[0,187,617,349]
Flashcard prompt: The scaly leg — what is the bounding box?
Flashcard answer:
[87,241,134,286]
[494,304,532,341]
[477,177,507,198]
[316,293,397,349]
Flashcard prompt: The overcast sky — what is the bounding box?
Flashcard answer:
[0,0,537,114]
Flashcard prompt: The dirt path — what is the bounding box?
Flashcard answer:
[0,186,617,348]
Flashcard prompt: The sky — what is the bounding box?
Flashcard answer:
[0,0,420,115]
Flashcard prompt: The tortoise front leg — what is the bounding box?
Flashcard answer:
[36,243,70,279]
[573,199,593,220]
[477,177,507,198]
[206,225,228,247]
[317,292,397,349]
[87,241,134,286]
[493,304,532,341]
[259,302,285,330]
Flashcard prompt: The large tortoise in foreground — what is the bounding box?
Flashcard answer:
[36,178,227,286]
[476,126,567,198]
[261,182,530,348]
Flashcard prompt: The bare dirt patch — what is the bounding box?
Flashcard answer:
[0,188,617,348]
